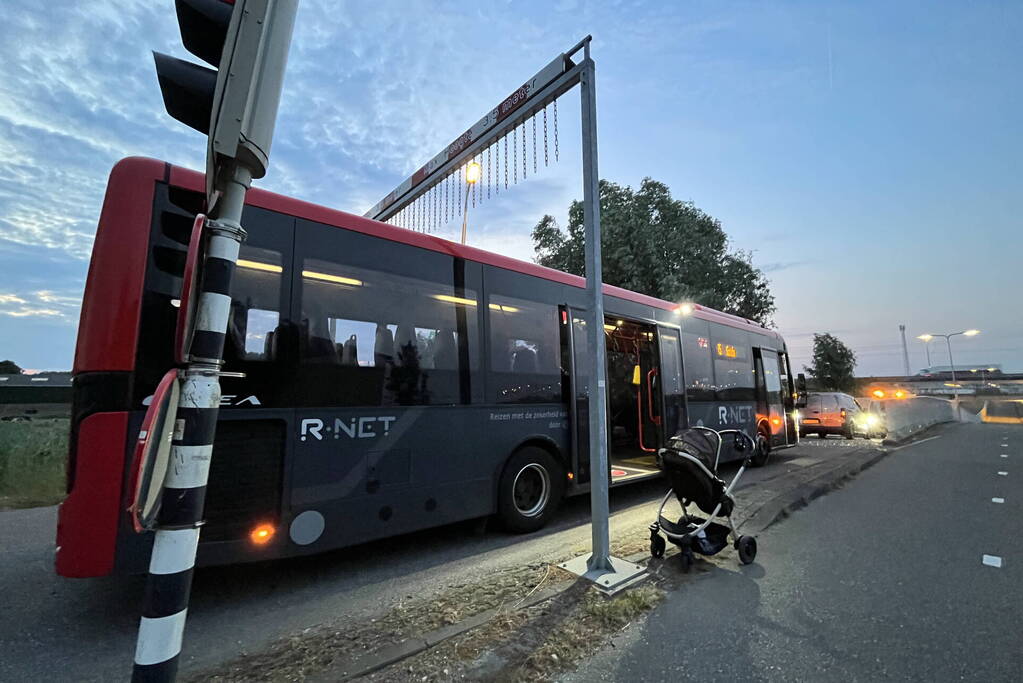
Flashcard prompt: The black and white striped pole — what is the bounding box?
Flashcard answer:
[132,169,250,682]
[133,1,297,680]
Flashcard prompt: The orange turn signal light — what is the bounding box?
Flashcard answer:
[567,472,575,480]
[894,390,906,399]
[250,523,275,546]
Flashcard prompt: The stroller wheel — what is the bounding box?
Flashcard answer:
[650,534,666,559]
[736,535,757,565]
[680,548,694,573]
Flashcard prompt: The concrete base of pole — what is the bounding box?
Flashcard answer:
[558,554,647,595]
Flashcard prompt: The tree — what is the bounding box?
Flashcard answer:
[531,178,775,324]
[0,360,23,374]
[805,333,857,392]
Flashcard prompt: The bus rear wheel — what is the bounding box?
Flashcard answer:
[497,447,565,533]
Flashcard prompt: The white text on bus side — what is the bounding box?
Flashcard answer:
[300,417,397,442]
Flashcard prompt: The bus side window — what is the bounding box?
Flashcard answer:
[710,326,754,402]
[227,246,284,362]
[298,256,479,406]
[681,318,714,402]
[489,295,561,404]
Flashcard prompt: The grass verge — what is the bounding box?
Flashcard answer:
[0,419,68,509]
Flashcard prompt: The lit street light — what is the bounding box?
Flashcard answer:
[917,330,980,400]
[917,334,933,369]
[460,161,482,245]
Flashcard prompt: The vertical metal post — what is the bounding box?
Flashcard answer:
[923,340,931,368]
[579,52,612,573]
[899,324,910,376]
[945,335,958,401]
[558,40,645,593]
[132,164,251,683]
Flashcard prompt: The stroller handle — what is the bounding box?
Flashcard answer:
[686,426,757,471]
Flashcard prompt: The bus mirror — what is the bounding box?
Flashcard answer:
[127,369,181,533]
[795,373,808,408]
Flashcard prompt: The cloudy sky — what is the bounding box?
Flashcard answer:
[1,0,1020,375]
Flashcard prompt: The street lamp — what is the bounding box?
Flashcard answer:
[918,330,980,399]
[916,334,933,370]
[460,161,482,245]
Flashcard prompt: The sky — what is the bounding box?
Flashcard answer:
[0,0,1020,375]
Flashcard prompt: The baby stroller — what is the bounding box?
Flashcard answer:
[648,426,758,571]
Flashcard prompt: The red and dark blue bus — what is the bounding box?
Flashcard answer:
[56,157,797,577]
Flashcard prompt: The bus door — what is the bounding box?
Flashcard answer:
[564,306,592,484]
[657,326,685,439]
[753,347,788,447]
[778,351,798,444]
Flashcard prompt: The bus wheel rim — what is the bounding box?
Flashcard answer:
[512,463,550,518]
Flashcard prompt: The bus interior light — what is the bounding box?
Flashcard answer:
[434,294,478,306]
[237,259,283,273]
[488,303,519,313]
[302,270,363,286]
[249,523,275,546]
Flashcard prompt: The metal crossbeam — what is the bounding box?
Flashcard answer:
[364,38,591,223]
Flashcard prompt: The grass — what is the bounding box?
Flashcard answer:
[0,419,69,508]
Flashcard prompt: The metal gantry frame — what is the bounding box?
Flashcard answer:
[367,36,645,593]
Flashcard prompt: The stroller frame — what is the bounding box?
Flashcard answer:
[648,426,758,570]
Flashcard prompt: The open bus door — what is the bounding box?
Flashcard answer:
[753,347,790,448]
[657,326,685,439]
[564,306,592,485]
[779,350,798,444]
[563,307,666,488]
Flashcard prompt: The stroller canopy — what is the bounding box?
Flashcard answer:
[658,428,733,516]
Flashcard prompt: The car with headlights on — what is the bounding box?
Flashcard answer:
[799,392,879,439]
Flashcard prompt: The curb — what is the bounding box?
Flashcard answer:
[743,448,890,533]
[881,421,950,448]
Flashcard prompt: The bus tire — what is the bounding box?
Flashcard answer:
[497,447,565,533]
[751,431,770,467]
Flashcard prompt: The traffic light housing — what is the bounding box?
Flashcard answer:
[154,0,297,209]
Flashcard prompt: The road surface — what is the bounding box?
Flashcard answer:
[567,422,1022,681]
[0,437,864,681]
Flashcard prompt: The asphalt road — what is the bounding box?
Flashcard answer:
[0,437,863,682]
[566,422,1022,682]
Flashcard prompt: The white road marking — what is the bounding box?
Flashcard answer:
[887,435,942,451]
[982,555,1003,568]
[998,471,1008,476]
[1001,454,1009,458]
[992,497,1005,504]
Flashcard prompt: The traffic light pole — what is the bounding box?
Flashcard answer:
[132,164,251,683]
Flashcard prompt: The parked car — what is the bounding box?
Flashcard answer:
[799,392,871,439]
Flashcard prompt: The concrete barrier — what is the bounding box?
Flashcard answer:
[865,396,961,444]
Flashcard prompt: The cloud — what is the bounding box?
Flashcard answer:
[0,294,27,304]
[761,259,809,273]
[1,307,61,318]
